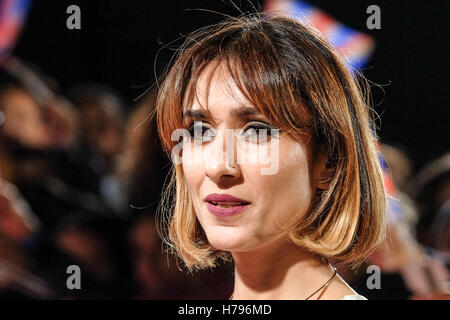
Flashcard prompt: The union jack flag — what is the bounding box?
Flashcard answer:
[264,0,375,70]
[0,0,33,64]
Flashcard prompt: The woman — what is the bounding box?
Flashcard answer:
[156,14,386,300]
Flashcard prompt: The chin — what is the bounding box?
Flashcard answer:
[204,225,248,251]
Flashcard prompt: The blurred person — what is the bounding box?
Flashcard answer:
[67,83,126,211]
[0,77,104,229]
[412,153,450,297]
[380,143,419,228]
[156,14,387,300]
[0,82,53,150]
[379,144,413,190]
[0,178,53,299]
[430,199,450,256]
[381,145,449,298]
[45,96,79,150]
[120,92,232,299]
[0,177,40,244]
[116,90,169,214]
[0,70,133,298]
[128,212,233,299]
[345,146,449,299]
[412,153,450,247]
[368,212,449,299]
[67,83,124,168]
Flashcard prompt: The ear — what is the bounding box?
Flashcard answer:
[313,147,334,191]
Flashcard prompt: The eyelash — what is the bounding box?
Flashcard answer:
[186,120,279,141]
[243,122,275,137]
[187,121,212,139]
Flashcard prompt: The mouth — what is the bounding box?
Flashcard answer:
[205,202,250,218]
[206,201,250,208]
[203,194,251,218]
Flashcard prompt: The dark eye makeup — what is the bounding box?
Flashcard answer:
[242,121,279,138]
[187,121,214,140]
[186,120,280,141]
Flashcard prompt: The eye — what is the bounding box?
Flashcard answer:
[188,120,215,142]
[242,121,279,141]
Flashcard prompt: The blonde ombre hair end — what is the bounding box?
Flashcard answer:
[156,14,386,271]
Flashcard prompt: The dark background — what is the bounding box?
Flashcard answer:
[12,0,449,171]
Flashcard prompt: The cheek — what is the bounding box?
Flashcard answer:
[282,136,313,181]
[249,139,311,189]
[181,149,204,197]
[246,140,314,224]
[282,141,314,202]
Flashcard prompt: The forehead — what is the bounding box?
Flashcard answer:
[183,61,257,116]
[1,88,40,112]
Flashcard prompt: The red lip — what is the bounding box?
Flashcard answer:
[204,193,251,218]
[204,193,250,204]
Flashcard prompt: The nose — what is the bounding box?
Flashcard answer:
[204,129,241,183]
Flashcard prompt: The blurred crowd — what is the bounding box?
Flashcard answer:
[0,58,448,299]
[342,144,450,299]
[0,57,233,299]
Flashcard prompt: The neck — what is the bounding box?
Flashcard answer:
[231,234,333,299]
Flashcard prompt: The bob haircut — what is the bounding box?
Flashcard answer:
[156,14,386,271]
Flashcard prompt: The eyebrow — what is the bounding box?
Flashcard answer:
[231,106,262,118]
[182,106,262,120]
[182,109,208,119]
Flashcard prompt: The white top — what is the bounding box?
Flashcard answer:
[340,294,368,300]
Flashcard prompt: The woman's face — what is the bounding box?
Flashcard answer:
[0,88,52,149]
[181,63,326,253]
